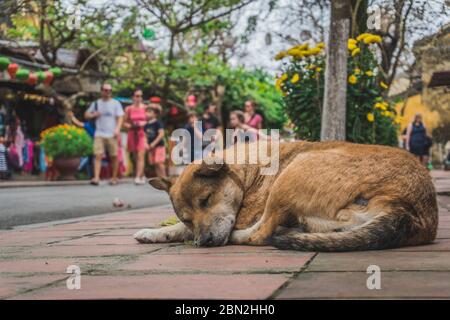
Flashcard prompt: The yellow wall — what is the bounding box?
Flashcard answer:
[395,94,441,133]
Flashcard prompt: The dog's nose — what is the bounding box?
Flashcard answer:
[196,233,214,247]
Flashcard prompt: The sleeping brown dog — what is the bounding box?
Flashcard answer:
[134,141,438,251]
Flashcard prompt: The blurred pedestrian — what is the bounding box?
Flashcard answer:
[406,113,432,167]
[85,83,124,186]
[186,95,197,110]
[123,89,148,185]
[149,96,162,114]
[68,110,94,178]
[202,103,221,151]
[0,135,10,180]
[202,103,221,131]
[229,110,269,143]
[144,106,167,178]
[184,112,203,162]
[244,100,263,130]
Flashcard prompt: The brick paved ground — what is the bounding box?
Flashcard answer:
[1,170,450,299]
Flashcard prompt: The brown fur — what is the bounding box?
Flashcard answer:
[134,141,438,251]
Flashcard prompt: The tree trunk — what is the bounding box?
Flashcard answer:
[321,0,351,141]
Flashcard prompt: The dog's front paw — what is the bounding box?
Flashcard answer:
[133,228,164,243]
[229,229,251,244]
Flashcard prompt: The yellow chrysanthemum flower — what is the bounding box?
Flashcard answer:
[295,43,309,51]
[351,48,360,57]
[274,51,287,61]
[365,70,374,77]
[308,47,322,55]
[374,102,387,111]
[291,74,300,84]
[363,35,382,44]
[275,78,283,92]
[281,73,288,81]
[354,68,361,75]
[348,39,358,51]
[286,48,304,58]
[316,42,325,49]
[348,75,358,84]
[380,81,388,89]
[316,67,322,72]
[356,33,372,41]
[367,113,375,122]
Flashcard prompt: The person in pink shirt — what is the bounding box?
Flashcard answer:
[244,100,263,130]
[123,89,148,185]
[229,110,269,143]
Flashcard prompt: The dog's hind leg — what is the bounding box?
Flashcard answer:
[134,223,193,244]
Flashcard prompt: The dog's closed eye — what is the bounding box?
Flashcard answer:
[182,219,193,227]
[199,194,212,208]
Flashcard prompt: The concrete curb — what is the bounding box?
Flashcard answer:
[0,178,135,189]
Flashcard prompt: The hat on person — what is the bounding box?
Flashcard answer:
[186,95,196,107]
[150,96,161,103]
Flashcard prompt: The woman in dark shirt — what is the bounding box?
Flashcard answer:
[406,113,431,167]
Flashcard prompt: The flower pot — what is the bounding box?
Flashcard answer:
[53,157,81,181]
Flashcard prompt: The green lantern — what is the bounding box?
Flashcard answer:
[16,69,30,81]
[36,71,46,82]
[49,67,62,77]
[143,28,156,40]
[0,57,11,71]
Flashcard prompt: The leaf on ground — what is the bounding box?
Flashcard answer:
[159,216,179,226]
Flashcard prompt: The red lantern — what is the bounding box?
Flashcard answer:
[43,70,54,85]
[28,73,38,86]
[7,63,19,79]
[169,106,179,116]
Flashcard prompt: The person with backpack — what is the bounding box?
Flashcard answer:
[84,83,124,186]
[406,113,432,168]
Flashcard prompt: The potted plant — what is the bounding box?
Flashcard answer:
[40,124,92,180]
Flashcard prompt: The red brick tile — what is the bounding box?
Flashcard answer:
[11,274,289,300]
[307,251,450,272]
[28,244,163,258]
[121,252,314,273]
[53,235,137,246]
[0,257,111,273]
[276,271,450,299]
[0,275,66,299]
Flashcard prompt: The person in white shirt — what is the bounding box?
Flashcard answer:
[85,83,124,186]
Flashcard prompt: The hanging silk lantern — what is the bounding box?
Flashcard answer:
[28,73,38,86]
[49,67,62,77]
[43,70,54,85]
[36,71,46,82]
[7,63,19,79]
[169,105,179,116]
[0,57,11,71]
[16,69,30,81]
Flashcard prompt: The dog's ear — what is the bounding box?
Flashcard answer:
[194,161,228,177]
[148,177,175,191]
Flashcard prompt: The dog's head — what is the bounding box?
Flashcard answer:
[149,162,245,247]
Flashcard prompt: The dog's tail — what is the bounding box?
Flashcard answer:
[271,204,437,252]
